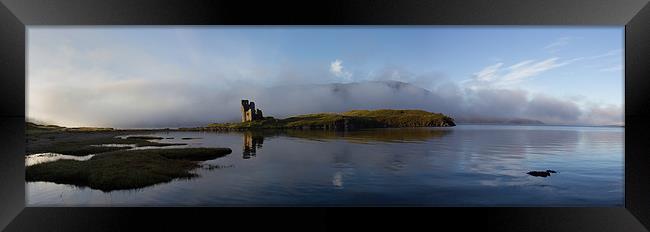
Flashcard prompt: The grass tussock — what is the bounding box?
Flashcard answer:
[26,148,232,191]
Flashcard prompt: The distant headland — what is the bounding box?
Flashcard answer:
[182,99,456,131]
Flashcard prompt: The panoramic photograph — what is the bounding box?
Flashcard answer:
[26,27,623,206]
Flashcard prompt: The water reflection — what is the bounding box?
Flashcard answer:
[239,128,452,159]
[283,127,452,143]
[242,131,265,159]
[27,125,624,206]
[26,153,95,166]
[332,171,344,188]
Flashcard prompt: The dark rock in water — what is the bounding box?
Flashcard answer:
[527,171,550,177]
[527,170,557,177]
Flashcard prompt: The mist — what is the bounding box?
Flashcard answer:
[28,78,623,128]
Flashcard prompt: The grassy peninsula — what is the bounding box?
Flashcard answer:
[26,148,232,191]
[26,122,233,191]
[193,109,455,131]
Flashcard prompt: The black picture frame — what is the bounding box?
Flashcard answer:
[1,0,649,231]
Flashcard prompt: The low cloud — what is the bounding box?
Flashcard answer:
[29,75,623,128]
[580,104,624,126]
[524,94,582,123]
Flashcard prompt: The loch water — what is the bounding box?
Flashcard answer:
[27,124,624,206]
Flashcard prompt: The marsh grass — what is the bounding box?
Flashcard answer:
[27,122,189,156]
[26,148,232,191]
[30,136,187,156]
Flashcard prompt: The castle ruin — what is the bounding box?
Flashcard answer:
[241,99,264,122]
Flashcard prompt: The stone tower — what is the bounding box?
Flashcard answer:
[241,99,263,122]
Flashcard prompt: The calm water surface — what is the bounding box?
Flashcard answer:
[27,125,624,206]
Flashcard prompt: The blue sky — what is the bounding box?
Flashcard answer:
[27,27,623,127]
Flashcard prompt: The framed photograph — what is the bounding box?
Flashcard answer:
[1,0,649,231]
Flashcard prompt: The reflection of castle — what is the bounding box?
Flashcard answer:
[241,99,263,122]
[243,132,264,159]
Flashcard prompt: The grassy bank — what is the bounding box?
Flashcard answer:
[27,122,114,135]
[26,148,232,191]
[197,109,455,131]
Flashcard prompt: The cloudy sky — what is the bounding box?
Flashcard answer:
[27,27,623,128]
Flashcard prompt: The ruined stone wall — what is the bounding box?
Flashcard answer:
[255,109,263,120]
[241,100,250,122]
[241,99,263,122]
[245,110,253,122]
